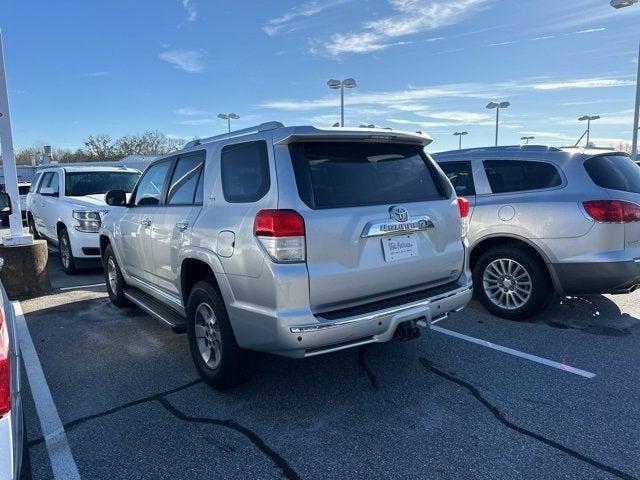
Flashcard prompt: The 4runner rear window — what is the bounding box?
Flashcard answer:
[584,155,640,194]
[289,142,444,209]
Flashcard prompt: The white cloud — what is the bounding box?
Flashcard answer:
[264,0,348,36]
[175,107,212,116]
[159,49,206,73]
[517,131,575,142]
[182,0,197,22]
[571,27,605,35]
[324,0,489,56]
[177,118,216,126]
[417,110,493,123]
[83,71,109,77]
[533,78,635,90]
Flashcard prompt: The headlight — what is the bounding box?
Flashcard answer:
[73,210,101,233]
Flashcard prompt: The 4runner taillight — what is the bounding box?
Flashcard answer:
[0,305,10,416]
[457,197,470,237]
[583,200,640,223]
[254,210,306,263]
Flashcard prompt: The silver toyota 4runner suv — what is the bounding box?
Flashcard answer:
[100,122,473,389]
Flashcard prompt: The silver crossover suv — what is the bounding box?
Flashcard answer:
[433,145,640,320]
[100,122,472,389]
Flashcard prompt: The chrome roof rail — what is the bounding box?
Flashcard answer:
[184,121,284,148]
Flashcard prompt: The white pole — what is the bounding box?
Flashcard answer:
[0,31,33,246]
[631,41,639,161]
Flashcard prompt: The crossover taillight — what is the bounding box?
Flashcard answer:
[0,306,10,416]
[254,210,306,263]
[583,200,640,223]
[457,197,470,218]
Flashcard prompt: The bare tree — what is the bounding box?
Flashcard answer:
[114,131,184,157]
[83,134,117,161]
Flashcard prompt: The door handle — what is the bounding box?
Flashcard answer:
[141,218,152,228]
[175,222,189,232]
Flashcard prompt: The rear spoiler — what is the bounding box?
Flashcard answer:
[273,127,432,147]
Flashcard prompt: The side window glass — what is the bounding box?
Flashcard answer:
[134,160,172,206]
[30,173,42,192]
[221,141,270,203]
[194,167,204,205]
[483,160,562,194]
[38,173,52,193]
[439,161,475,196]
[49,172,60,194]
[167,152,205,205]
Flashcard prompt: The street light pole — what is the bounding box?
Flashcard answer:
[327,78,357,127]
[610,0,639,160]
[632,41,639,160]
[521,136,534,145]
[578,115,600,147]
[486,101,510,146]
[453,131,468,150]
[0,31,32,245]
[217,113,240,133]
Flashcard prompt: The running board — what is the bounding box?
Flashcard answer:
[124,289,187,333]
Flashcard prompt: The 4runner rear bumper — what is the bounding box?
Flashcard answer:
[237,280,473,358]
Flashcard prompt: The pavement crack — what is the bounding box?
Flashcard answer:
[27,379,202,447]
[27,378,301,480]
[157,397,301,480]
[357,345,380,390]
[418,357,637,480]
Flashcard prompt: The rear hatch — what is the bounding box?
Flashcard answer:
[584,154,640,253]
[288,141,465,311]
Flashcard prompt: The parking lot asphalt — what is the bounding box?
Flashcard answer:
[13,254,640,480]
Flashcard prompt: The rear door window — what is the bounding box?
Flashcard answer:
[221,141,270,203]
[289,142,444,209]
[439,161,475,196]
[584,155,640,194]
[167,152,205,205]
[483,160,562,194]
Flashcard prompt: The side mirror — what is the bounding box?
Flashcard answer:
[105,189,127,207]
[40,187,58,197]
[0,192,11,216]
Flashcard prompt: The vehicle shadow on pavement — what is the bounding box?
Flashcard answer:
[527,294,640,336]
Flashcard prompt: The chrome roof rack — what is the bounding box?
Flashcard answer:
[434,145,562,155]
[184,121,284,148]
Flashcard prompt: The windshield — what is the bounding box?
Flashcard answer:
[65,171,140,197]
[289,142,444,209]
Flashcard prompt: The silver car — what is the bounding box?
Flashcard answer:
[434,145,640,320]
[100,123,473,389]
[0,193,29,479]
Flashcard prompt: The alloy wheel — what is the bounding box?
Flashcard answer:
[60,234,70,268]
[107,257,118,293]
[482,258,532,310]
[194,302,222,369]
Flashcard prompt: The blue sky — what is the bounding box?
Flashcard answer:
[1,0,639,152]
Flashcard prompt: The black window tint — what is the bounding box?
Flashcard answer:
[194,168,204,205]
[221,141,270,203]
[484,160,561,194]
[29,174,42,193]
[584,155,640,194]
[167,153,205,205]
[134,160,172,206]
[289,142,443,209]
[18,185,30,195]
[38,173,52,193]
[439,161,475,196]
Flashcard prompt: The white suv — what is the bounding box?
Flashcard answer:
[27,166,140,274]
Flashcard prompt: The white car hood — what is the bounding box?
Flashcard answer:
[66,194,109,210]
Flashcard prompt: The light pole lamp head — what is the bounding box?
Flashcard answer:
[327,79,341,89]
[228,113,240,120]
[217,113,228,120]
[486,102,499,109]
[498,101,510,109]
[342,78,357,89]
[610,0,638,8]
[579,115,600,121]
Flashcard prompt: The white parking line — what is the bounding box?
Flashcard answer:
[57,282,105,291]
[430,325,596,379]
[13,302,81,480]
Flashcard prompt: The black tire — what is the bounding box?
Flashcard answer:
[1,216,8,227]
[186,280,254,390]
[103,244,128,307]
[57,227,77,275]
[20,416,32,480]
[473,246,551,320]
[27,215,40,240]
